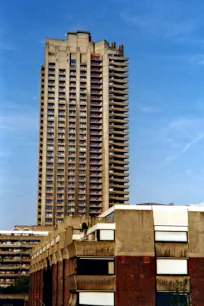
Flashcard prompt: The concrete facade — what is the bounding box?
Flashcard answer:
[37,31,129,226]
[30,204,204,305]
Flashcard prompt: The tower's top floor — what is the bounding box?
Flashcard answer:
[45,30,125,56]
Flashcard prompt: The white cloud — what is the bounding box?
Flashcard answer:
[163,117,204,162]
[181,133,204,154]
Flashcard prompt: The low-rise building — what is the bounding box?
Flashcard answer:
[0,226,51,288]
[29,204,204,306]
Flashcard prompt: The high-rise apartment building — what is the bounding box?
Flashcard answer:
[37,31,129,226]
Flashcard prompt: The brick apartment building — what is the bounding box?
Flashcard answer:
[29,203,204,305]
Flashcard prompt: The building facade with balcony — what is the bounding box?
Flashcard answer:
[29,204,204,306]
[37,30,129,226]
[0,226,50,289]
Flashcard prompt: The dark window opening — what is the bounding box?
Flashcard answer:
[77,258,114,275]
[156,292,189,306]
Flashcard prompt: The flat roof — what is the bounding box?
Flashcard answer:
[99,203,204,218]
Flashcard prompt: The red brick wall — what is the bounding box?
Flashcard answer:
[116,256,156,306]
[189,258,204,306]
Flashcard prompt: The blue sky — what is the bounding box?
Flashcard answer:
[1,0,204,228]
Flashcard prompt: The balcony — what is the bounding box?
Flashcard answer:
[68,241,115,258]
[89,197,102,201]
[109,112,128,119]
[90,143,101,148]
[67,275,115,291]
[109,60,128,67]
[90,184,102,189]
[90,137,102,142]
[109,189,129,196]
[0,265,29,270]
[90,166,102,171]
[90,192,102,198]
[91,96,102,101]
[109,66,128,73]
[109,119,128,126]
[109,72,128,79]
[90,179,102,183]
[109,195,129,202]
[91,73,102,78]
[90,161,102,165]
[0,250,29,255]
[90,107,102,111]
[0,272,29,277]
[91,78,102,84]
[89,209,103,214]
[156,276,190,292]
[91,61,102,67]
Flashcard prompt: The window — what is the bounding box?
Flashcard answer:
[69,146,75,150]
[59,69,65,73]
[68,195,74,199]
[68,158,75,162]
[79,158,86,163]
[79,292,114,306]
[46,199,52,203]
[155,231,187,242]
[77,258,114,275]
[79,170,85,174]
[69,134,75,139]
[156,259,188,275]
[153,207,188,226]
[99,230,114,241]
[156,293,189,306]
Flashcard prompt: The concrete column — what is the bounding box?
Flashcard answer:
[32,271,36,306]
[36,270,40,304]
[57,261,63,306]
[29,273,33,306]
[52,263,58,306]
[39,268,44,303]
[63,259,70,306]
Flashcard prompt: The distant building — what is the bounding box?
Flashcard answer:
[29,203,204,305]
[37,30,129,226]
[0,226,50,288]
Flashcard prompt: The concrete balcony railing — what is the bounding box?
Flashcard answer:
[0,272,29,277]
[66,275,116,291]
[68,241,115,258]
[109,77,128,84]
